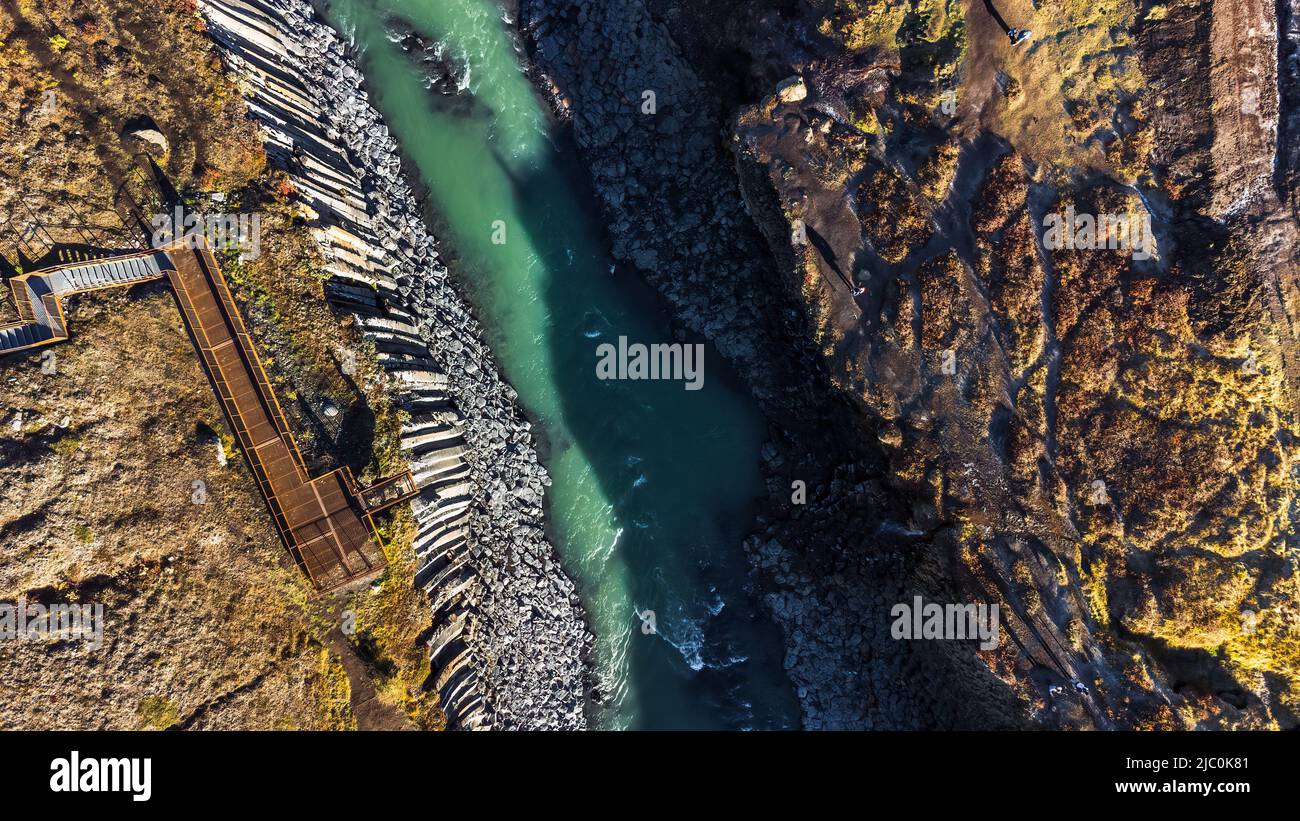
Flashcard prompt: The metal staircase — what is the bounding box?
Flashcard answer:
[0,250,167,354]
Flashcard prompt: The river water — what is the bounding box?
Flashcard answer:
[320,0,799,729]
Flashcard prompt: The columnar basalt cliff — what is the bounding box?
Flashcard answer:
[520,0,1300,728]
[198,0,592,730]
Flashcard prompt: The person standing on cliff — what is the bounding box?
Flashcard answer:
[982,0,1032,45]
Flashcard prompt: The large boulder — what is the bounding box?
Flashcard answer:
[776,75,808,104]
[122,116,169,153]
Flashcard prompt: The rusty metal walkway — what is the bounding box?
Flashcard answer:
[1,240,418,592]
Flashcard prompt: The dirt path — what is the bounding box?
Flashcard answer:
[1206,0,1300,416]
[958,0,1012,124]
[1209,0,1280,216]
[323,624,416,731]
[958,0,1035,128]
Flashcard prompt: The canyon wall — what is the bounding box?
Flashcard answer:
[520,0,1025,729]
[520,0,1300,728]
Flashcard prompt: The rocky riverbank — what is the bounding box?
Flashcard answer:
[518,0,1021,729]
[198,0,592,730]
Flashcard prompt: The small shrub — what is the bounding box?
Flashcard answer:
[51,435,81,456]
[137,696,180,730]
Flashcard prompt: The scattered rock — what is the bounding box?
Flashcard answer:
[776,75,808,103]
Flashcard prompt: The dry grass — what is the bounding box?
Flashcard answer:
[975,0,1149,177]
[0,0,435,729]
[0,0,265,261]
[0,290,354,729]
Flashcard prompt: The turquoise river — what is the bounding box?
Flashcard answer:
[320,0,800,729]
